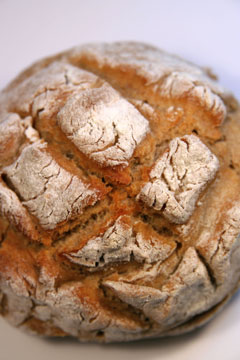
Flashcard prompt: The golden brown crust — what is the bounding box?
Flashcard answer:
[0,41,240,342]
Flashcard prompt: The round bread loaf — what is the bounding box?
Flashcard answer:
[0,42,240,342]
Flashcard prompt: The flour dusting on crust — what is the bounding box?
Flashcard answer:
[197,202,240,287]
[64,216,175,267]
[3,142,99,230]
[138,135,219,223]
[0,113,24,164]
[104,247,215,327]
[57,84,149,167]
[0,181,39,241]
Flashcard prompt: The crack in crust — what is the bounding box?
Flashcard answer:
[3,142,100,230]
[137,135,219,224]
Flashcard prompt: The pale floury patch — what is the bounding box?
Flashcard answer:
[3,142,99,230]
[0,113,24,163]
[138,135,219,224]
[0,181,39,241]
[0,61,99,115]
[57,84,149,167]
[64,216,176,268]
[197,201,240,287]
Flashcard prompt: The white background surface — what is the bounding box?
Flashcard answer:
[0,0,240,359]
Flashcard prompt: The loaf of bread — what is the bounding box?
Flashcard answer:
[0,42,240,342]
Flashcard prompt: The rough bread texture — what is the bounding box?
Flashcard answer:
[0,42,240,343]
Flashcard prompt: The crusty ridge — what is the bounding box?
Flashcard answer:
[0,42,240,342]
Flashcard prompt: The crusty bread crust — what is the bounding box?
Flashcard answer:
[0,42,240,342]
